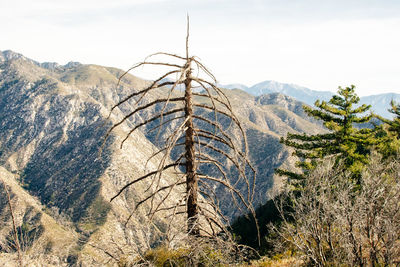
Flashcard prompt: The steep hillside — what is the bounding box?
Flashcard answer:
[0,51,186,265]
[0,50,326,264]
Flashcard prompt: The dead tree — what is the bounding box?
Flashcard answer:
[105,18,257,238]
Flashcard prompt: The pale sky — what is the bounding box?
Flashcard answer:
[1,0,400,96]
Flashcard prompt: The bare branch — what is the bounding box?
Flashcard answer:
[120,108,184,148]
[104,97,184,143]
[145,52,187,61]
[191,59,217,83]
[124,181,186,226]
[111,71,180,115]
[110,162,183,202]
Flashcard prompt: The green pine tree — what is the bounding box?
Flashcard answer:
[276,85,375,187]
[387,100,400,136]
[375,100,400,157]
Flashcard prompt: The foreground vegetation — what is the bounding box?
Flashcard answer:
[110,86,400,266]
[232,86,400,266]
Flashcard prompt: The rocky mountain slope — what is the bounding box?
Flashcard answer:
[0,50,188,265]
[225,81,400,118]
[0,50,325,265]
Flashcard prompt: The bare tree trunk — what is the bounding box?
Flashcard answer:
[1,180,23,267]
[184,60,199,236]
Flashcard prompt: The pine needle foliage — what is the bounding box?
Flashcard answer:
[276,85,375,187]
[387,100,400,135]
[374,100,400,157]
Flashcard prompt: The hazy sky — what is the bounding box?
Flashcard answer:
[1,0,400,96]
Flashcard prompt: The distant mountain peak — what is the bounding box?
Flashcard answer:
[40,61,61,69]
[256,92,297,103]
[64,61,81,68]
[250,80,333,97]
[221,83,249,91]
[40,61,81,70]
[0,49,81,70]
[0,50,29,62]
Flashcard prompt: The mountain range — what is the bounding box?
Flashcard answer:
[0,49,395,265]
[224,81,400,118]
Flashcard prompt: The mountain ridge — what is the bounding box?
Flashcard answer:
[224,80,400,118]
[3,49,397,118]
[0,50,81,71]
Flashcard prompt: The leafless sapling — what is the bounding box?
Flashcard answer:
[1,179,23,267]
